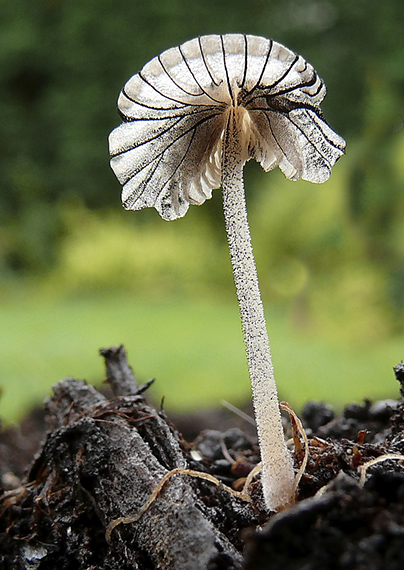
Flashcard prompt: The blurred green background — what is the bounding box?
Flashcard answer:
[1,0,404,424]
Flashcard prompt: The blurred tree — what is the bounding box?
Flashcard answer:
[0,0,403,316]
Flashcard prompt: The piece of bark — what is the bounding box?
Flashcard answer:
[1,346,255,570]
[99,345,140,397]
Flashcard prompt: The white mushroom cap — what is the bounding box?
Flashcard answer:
[109,34,346,221]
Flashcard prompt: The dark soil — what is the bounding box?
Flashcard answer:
[1,347,404,569]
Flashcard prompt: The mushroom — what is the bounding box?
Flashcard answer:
[109,34,346,511]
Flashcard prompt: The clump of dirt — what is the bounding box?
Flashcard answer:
[1,348,404,570]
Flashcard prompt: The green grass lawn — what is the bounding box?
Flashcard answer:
[0,293,403,425]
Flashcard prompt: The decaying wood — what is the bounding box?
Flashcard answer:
[1,346,256,570]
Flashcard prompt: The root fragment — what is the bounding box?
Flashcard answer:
[106,467,252,542]
[358,454,404,487]
[280,401,309,496]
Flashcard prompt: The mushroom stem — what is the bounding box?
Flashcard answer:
[221,109,295,511]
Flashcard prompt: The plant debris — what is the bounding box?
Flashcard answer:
[1,349,404,569]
